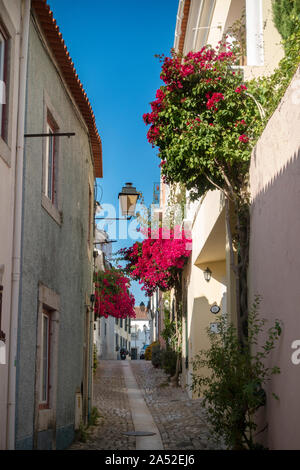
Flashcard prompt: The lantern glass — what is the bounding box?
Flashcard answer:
[204,267,212,282]
[118,183,139,217]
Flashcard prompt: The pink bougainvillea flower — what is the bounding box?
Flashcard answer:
[119,227,192,297]
[206,92,224,111]
[94,270,136,320]
[235,84,247,93]
[239,134,249,143]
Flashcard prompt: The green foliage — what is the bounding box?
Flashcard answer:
[148,47,263,202]
[226,9,246,65]
[151,344,162,368]
[74,407,101,443]
[161,314,176,348]
[161,308,183,355]
[272,0,300,42]
[93,344,98,376]
[253,15,300,124]
[191,296,282,450]
[75,422,89,443]
[145,341,159,361]
[89,406,101,427]
[161,349,178,376]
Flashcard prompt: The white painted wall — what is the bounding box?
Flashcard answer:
[0,0,23,450]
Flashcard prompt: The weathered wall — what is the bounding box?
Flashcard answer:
[249,67,300,450]
[94,316,116,360]
[182,254,227,398]
[15,16,94,450]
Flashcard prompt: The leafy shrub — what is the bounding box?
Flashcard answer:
[272,0,300,42]
[151,344,162,368]
[161,349,178,376]
[191,296,282,450]
[93,344,98,376]
[88,406,101,426]
[145,341,159,361]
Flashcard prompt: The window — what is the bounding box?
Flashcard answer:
[104,323,107,337]
[35,284,60,434]
[120,318,123,329]
[44,115,57,203]
[40,309,51,408]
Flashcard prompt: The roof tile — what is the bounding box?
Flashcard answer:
[32,0,103,178]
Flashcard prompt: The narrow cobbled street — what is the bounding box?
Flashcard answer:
[69,360,223,451]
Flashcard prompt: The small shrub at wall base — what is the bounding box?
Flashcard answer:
[191,296,281,450]
[151,344,162,368]
[145,341,159,361]
[161,349,178,377]
[75,422,89,443]
[89,407,101,427]
[93,344,98,376]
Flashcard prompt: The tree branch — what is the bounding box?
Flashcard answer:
[203,172,233,201]
[225,198,238,276]
[214,159,236,200]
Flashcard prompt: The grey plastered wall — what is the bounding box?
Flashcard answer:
[15,16,94,449]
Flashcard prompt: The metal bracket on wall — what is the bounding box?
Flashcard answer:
[24,132,76,138]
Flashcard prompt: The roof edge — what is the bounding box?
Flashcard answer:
[32,0,103,178]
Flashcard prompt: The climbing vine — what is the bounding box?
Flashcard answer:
[94,269,136,319]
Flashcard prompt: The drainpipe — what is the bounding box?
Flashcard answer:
[6,0,31,450]
[245,0,264,66]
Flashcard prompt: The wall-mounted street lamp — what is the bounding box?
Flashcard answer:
[203,267,212,282]
[119,183,140,219]
[95,182,140,221]
[140,301,145,312]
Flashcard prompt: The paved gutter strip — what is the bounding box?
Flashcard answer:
[122,362,164,450]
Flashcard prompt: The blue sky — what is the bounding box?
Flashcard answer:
[48,0,179,304]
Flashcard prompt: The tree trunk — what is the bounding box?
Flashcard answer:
[171,275,182,386]
[236,200,250,343]
[225,196,250,343]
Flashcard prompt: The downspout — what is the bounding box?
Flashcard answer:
[6,0,31,450]
[245,0,264,66]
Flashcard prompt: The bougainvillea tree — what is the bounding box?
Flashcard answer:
[94,269,136,319]
[143,42,266,341]
[120,226,192,297]
[120,226,191,383]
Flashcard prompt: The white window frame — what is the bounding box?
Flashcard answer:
[0,29,6,133]
[41,92,63,226]
[44,122,55,202]
[40,310,51,407]
[34,284,60,437]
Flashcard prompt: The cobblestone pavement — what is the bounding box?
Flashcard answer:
[131,361,223,450]
[69,359,224,450]
[69,360,136,450]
